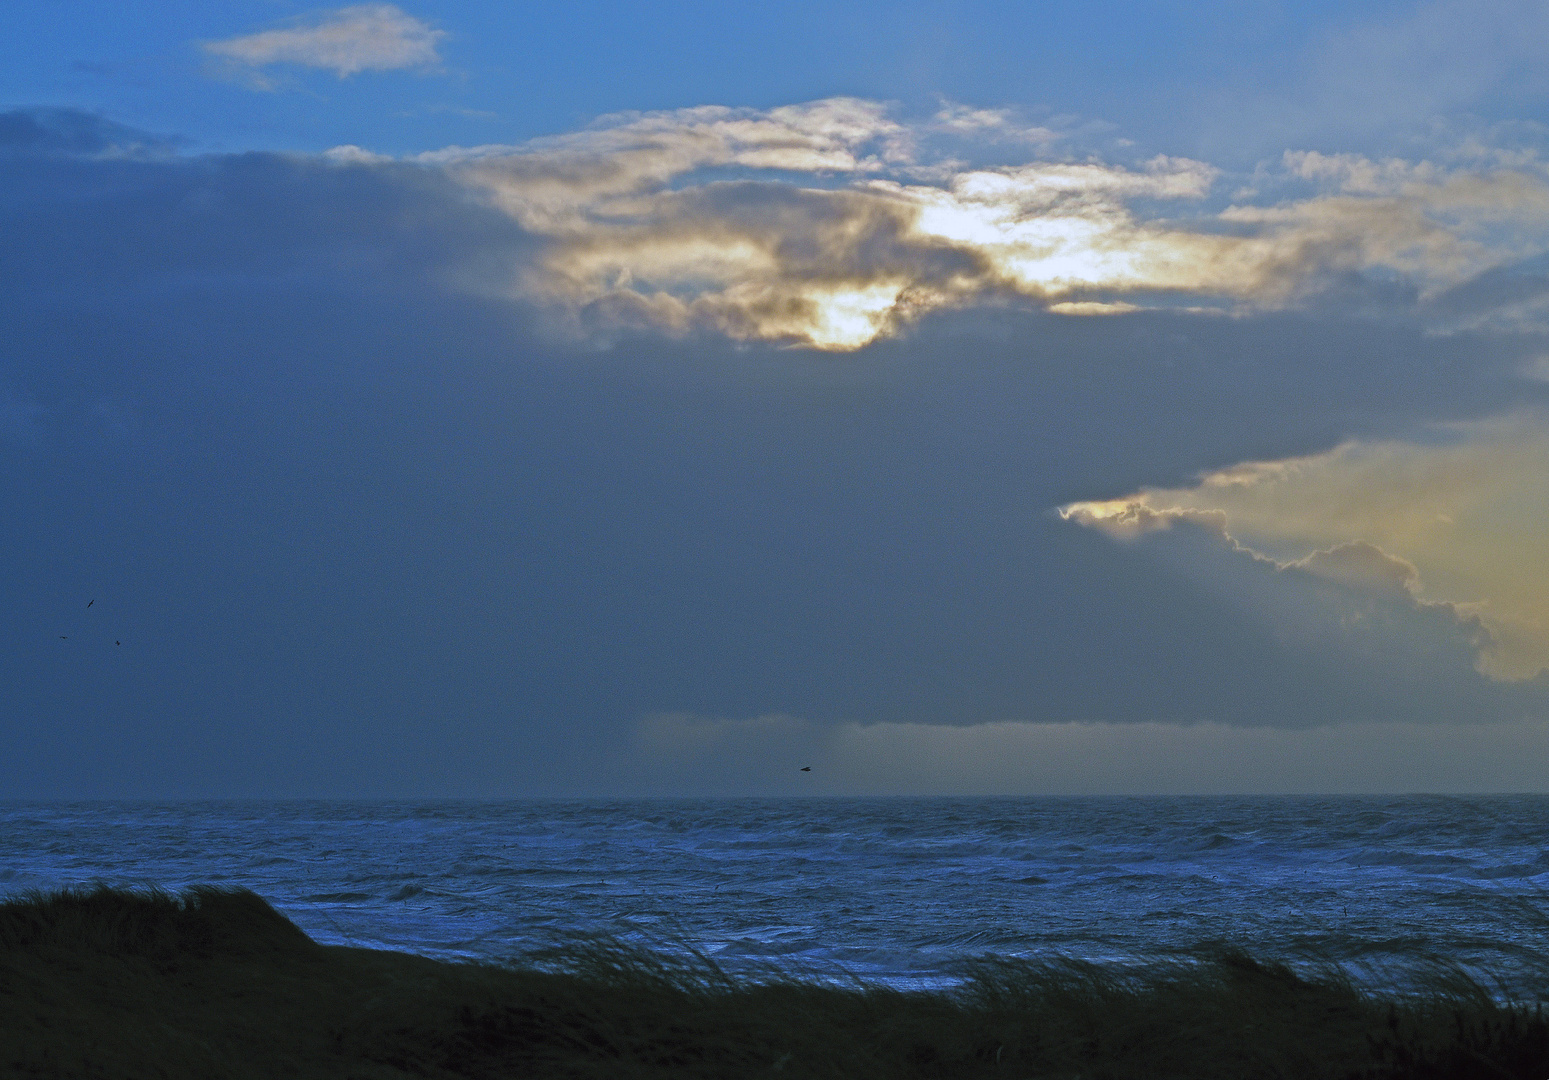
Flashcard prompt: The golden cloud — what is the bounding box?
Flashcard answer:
[1062,413,1549,680]
[342,98,1549,349]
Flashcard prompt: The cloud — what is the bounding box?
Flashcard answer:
[1290,542,1423,598]
[9,96,1512,351]
[929,103,1061,145]
[342,99,1549,349]
[1063,413,1549,681]
[204,5,444,85]
[0,115,534,295]
[0,107,177,159]
[1194,0,1549,158]
[624,712,1549,794]
[6,107,1549,792]
[1305,0,1549,133]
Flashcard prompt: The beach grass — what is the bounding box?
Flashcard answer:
[2,886,1547,1079]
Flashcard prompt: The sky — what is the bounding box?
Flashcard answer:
[5,1,1549,797]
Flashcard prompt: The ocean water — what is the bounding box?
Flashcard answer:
[3,796,1548,993]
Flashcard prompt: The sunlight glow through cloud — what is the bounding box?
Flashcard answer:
[331,98,1549,348]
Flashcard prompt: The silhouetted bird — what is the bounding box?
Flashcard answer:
[87,599,94,608]
[800,766,811,772]
[59,636,66,640]
[115,641,121,646]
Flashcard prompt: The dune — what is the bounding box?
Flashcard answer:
[1,885,1545,1078]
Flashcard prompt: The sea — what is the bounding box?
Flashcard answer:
[4,796,1548,995]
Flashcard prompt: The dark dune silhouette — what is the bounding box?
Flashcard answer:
[3,886,1545,1079]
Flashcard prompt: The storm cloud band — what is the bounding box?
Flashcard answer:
[4,100,1549,796]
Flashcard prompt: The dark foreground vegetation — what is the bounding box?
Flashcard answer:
[2,887,1548,1079]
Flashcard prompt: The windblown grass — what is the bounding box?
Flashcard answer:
[2,885,1547,1078]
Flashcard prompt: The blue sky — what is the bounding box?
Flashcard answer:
[5,1,1549,796]
[6,0,1531,157]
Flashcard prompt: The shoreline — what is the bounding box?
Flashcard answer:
[3,885,1547,1078]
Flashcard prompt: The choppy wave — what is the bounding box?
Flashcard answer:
[3,796,1548,991]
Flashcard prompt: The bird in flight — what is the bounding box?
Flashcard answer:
[59,636,67,640]
[87,599,94,608]
[800,766,811,772]
[115,641,121,646]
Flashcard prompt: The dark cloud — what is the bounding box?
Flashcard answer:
[1108,521,1538,727]
[3,110,1548,796]
[1425,251,1549,329]
[0,139,533,297]
[0,107,179,160]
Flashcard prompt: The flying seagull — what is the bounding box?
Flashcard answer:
[800,766,811,772]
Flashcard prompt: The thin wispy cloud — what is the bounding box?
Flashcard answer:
[1192,0,1549,158]
[204,4,444,87]
[1304,0,1549,132]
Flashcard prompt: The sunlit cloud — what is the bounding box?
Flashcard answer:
[335,98,1549,349]
[1062,412,1549,681]
[204,4,444,86]
[929,103,1061,144]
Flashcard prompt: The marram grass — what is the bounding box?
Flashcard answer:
[1,886,1547,1078]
